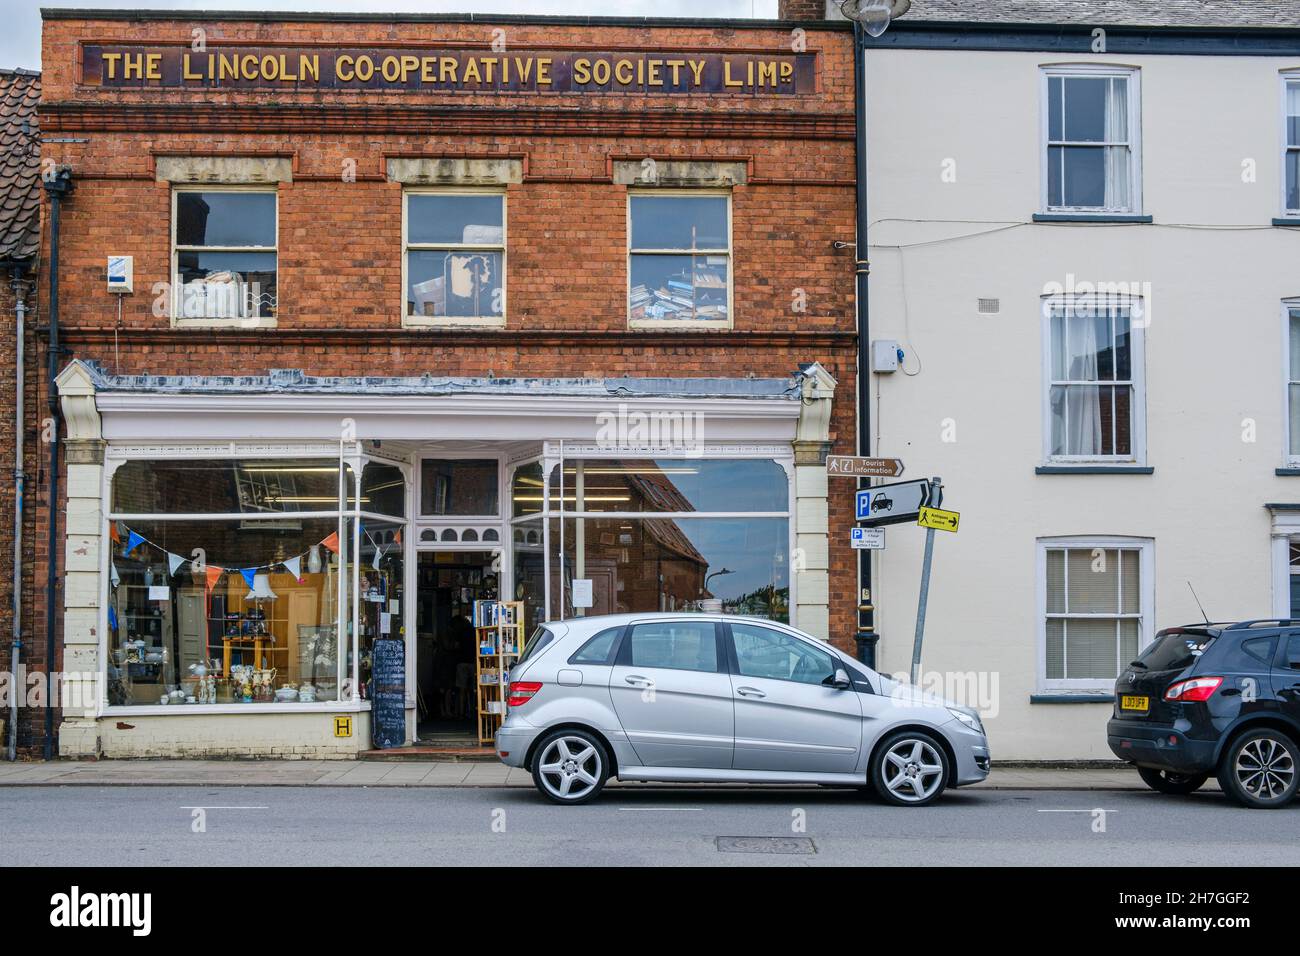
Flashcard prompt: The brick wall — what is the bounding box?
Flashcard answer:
[30,14,862,707]
[780,0,828,20]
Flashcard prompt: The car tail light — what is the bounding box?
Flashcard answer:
[1164,676,1223,702]
[507,681,543,707]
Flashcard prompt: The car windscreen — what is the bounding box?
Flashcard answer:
[1136,630,1215,671]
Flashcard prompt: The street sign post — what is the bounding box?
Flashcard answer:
[850,527,885,550]
[855,478,939,526]
[827,455,905,479]
[910,477,947,685]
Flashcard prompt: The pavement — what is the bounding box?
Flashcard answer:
[0,784,1286,867]
[0,758,1191,790]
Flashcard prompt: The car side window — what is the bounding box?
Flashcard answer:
[625,621,718,673]
[568,627,622,666]
[1284,634,1300,670]
[730,622,834,685]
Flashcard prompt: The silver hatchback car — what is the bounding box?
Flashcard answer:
[496,612,990,806]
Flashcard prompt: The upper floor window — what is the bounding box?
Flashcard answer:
[628,193,731,328]
[173,189,277,323]
[1287,306,1300,462]
[1043,295,1146,464]
[1043,67,1140,214]
[1284,77,1300,216]
[404,191,505,326]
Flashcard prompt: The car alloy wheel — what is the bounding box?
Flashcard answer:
[533,730,607,805]
[873,731,948,807]
[1217,729,1300,809]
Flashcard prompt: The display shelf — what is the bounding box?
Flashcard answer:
[473,600,524,744]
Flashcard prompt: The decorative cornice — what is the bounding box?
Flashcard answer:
[52,326,857,349]
[38,102,856,141]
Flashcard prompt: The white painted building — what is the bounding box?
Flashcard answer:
[827,0,1300,758]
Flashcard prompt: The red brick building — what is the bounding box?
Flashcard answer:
[29,9,858,757]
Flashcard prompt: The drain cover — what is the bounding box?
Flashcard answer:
[716,836,817,855]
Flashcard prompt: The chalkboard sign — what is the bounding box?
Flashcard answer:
[371,638,406,749]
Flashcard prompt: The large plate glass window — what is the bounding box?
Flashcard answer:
[1040,539,1152,693]
[405,191,505,325]
[1045,295,1145,463]
[628,193,731,327]
[1043,68,1139,214]
[173,189,277,322]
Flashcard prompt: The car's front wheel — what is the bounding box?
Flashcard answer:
[531,729,609,805]
[1136,766,1208,795]
[1216,729,1299,809]
[871,730,949,807]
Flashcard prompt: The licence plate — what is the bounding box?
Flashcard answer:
[1120,695,1150,712]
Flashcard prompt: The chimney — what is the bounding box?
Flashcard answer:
[779,0,828,19]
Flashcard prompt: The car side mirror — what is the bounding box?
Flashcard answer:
[828,668,851,690]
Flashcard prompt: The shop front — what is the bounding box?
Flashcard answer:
[55,360,836,757]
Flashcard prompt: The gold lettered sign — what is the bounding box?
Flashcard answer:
[80,45,817,95]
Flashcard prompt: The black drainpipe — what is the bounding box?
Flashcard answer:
[851,22,878,669]
[43,167,72,761]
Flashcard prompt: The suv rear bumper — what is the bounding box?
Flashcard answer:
[1107,717,1217,773]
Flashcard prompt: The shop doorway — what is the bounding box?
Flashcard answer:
[415,550,499,743]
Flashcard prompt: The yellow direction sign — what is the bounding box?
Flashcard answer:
[917,506,959,533]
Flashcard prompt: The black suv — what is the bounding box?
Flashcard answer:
[1108,621,1300,808]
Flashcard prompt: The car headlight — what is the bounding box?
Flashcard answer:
[947,707,984,735]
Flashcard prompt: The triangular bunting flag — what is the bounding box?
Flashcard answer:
[282,555,302,582]
[109,562,120,588]
[239,568,258,591]
[167,552,185,577]
[321,531,340,554]
[124,530,145,556]
[108,522,121,544]
[107,606,118,632]
[205,565,224,597]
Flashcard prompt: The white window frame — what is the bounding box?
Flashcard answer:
[1036,536,1155,694]
[1283,299,1300,466]
[1040,292,1148,465]
[402,187,507,329]
[1040,65,1142,215]
[1281,72,1300,219]
[170,185,278,329]
[627,189,733,330]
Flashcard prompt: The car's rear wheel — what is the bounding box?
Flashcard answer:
[871,730,948,807]
[1216,729,1300,809]
[531,729,608,805]
[1136,766,1208,795]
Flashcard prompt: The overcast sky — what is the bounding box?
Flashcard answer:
[3,0,782,70]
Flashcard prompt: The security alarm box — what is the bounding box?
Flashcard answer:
[871,339,900,373]
[107,255,133,293]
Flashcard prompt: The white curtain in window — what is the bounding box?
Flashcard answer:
[1103,78,1130,211]
[1063,309,1103,455]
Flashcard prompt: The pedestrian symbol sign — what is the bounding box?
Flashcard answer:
[917,506,959,533]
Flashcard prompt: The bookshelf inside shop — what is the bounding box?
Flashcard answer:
[474,600,525,744]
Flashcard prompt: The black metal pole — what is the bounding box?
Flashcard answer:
[851,21,878,669]
[43,168,71,761]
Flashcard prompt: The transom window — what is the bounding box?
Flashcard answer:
[173,189,277,323]
[1045,296,1145,462]
[628,193,731,328]
[1040,540,1152,691]
[404,191,505,325]
[1043,68,1139,214]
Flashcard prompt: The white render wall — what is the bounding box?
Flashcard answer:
[864,48,1299,759]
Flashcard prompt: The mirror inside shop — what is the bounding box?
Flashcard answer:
[106,516,404,708]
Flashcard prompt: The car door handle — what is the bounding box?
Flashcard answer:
[624,675,654,688]
[736,686,766,699]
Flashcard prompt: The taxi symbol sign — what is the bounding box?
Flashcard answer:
[333,716,353,738]
[917,506,959,533]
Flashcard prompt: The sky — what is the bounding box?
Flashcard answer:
[2,0,783,70]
